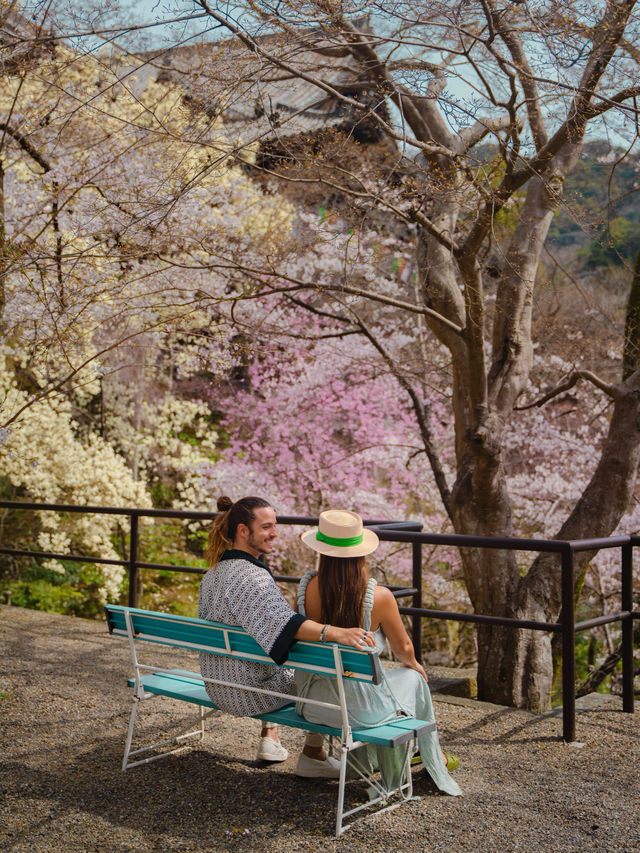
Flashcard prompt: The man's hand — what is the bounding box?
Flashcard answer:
[328,626,376,649]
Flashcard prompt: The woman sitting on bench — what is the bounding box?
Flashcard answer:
[295,509,462,796]
[199,495,375,778]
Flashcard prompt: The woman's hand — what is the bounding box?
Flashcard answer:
[327,625,376,650]
[403,661,429,682]
[372,586,428,676]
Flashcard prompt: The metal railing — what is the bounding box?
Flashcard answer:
[0,500,637,742]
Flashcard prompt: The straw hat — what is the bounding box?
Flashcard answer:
[300,510,379,558]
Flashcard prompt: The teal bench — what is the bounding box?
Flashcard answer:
[105,604,435,836]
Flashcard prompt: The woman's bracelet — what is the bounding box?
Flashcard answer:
[319,624,330,643]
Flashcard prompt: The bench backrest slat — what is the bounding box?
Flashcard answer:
[105,605,382,684]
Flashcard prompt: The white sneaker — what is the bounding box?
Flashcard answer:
[295,752,341,778]
[256,737,288,762]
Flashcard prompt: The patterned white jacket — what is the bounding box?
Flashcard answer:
[198,549,307,716]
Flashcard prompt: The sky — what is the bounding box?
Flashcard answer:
[27,0,634,149]
[16,1,220,52]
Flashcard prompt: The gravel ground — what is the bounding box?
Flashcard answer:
[1,605,639,853]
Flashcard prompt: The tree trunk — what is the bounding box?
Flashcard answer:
[430,160,640,711]
[623,251,640,380]
[487,368,640,710]
[450,447,556,711]
[450,426,535,705]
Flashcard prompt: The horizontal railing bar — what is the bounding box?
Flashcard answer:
[0,547,127,567]
[398,605,561,632]
[0,500,170,518]
[575,612,630,631]
[0,549,207,574]
[4,500,629,553]
[390,587,418,598]
[136,561,206,574]
[567,536,632,552]
[0,501,421,529]
[373,529,570,551]
[376,529,631,552]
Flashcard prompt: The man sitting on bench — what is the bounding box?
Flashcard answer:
[199,494,373,778]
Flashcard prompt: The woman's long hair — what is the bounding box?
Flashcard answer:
[317,554,367,628]
[205,495,271,567]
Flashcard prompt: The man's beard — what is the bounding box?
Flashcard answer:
[248,532,268,556]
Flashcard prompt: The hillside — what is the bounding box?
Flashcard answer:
[548,140,640,265]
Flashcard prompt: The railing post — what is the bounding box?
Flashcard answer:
[561,545,576,742]
[128,512,140,608]
[412,541,422,664]
[621,541,634,714]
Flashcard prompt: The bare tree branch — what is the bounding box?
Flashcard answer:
[345,308,454,521]
[516,370,621,411]
[482,0,549,151]
[156,257,465,333]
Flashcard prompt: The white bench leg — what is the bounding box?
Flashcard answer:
[334,740,420,836]
[401,741,414,801]
[122,698,218,771]
[122,697,140,771]
[335,747,350,837]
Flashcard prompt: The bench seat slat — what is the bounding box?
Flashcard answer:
[129,671,434,748]
[257,703,432,747]
[128,672,218,708]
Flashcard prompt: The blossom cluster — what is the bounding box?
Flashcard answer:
[0,355,150,600]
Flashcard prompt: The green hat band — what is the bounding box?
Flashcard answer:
[315,530,364,548]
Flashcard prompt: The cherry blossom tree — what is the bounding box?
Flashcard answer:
[196,284,474,656]
[0,2,293,425]
[0,2,292,597]
[162,0,640,709]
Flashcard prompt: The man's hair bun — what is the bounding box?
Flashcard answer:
[217,495,233,512]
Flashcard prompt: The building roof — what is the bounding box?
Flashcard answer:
[132,22,378,142]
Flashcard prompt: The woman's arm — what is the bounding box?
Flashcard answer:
[374,586,428,681]
[294,619,376,650]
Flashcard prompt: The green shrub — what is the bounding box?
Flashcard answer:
[6,579,86,614]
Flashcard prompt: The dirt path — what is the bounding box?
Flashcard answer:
[1,605,638,852]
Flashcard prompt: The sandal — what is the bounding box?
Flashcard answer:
[411,752,460,771]
[444,753,460,771]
